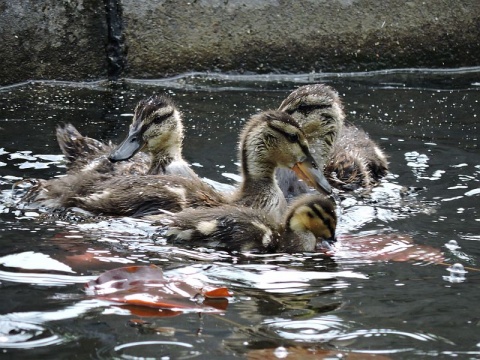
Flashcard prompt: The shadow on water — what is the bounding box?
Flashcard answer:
[0,68,479,359]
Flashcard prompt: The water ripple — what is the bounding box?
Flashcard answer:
[0,320,63,349]
[199,264,366,294]
[105,340,199,359]
[263,315,454,349]
[115,340,193,351]
[0,269,93,286]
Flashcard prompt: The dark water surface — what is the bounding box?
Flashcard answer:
[0,69,479,359]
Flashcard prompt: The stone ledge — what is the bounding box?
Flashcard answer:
[1,0,479,85]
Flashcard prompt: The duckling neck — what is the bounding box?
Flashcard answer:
[234,175,286,224]
[238,154,279,200]
[241,142,279,183]
[147,148,183,175]
[233,141,287,221]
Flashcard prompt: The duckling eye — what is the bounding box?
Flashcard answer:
[152,115,165,124]
[297,104,330,116]
[151,110,174,125]
[307,211,315,219]
[286,133,299,143]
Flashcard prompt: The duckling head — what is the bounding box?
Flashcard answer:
[239,110,332,195]
[283,194,337,252]
[108,95,183,170]
[278,84,345,167]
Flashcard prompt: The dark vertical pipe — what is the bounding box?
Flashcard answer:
[104,0,126,79]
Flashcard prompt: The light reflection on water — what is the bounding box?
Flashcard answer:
[0,320,63,349]
[0,70,479,358]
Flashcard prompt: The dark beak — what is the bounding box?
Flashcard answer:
[291,154,332,195]
[317,232,337,252]
[108,127,144,162]
[318,238,336,252]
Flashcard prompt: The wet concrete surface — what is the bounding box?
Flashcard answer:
[1,0,479,85]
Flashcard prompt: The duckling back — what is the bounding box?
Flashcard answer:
[325,125,388,190]
[56,124,109,166]
[67,175,226,217]
[157,205,281,253]
[155,194,337,254]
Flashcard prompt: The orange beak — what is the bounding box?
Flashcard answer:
[291,161,332,195]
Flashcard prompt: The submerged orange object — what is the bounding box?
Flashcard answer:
[203,287,231,298]
[85,265,231,313]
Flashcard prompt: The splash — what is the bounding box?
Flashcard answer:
[443,263,467,283]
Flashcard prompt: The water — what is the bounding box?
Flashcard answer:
[0,69,479,359]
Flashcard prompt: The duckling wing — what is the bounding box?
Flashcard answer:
[70,175,225,217]
[56,124,151,175]
[22,170,111,210]
[56,124,112,169]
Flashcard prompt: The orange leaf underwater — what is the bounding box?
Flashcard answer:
[85,265,231,314]
[332,233,445,264]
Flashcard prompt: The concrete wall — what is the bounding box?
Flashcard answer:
[1,0,479,85]
[0,0,108,85]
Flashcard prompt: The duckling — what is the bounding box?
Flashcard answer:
[25,172,226,216]
[155,194,337,253]
[228,110,331,222]
[108,95,198,179]
[277,83,388,194]
[56,95,198,179]
[24,110,331,219]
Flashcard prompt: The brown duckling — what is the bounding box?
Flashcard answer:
[56,95,198,179]
[155,194,337,253]
[28,172,226,216]
[24,110,331,219]
[228,110,331,222]
[325,124,389,190]
[277,83,388,194]
[108,95,198,179]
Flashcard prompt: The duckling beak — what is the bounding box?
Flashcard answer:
[108,128,145,162]
[291,160,332,195]
[318,238,336,252]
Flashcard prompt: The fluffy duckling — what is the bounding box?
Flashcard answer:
[56,95,197,179]
[24,172,226,216]
[24,110,331,219]
[277,83,388,194]
[325,124,389,190]
[156,194,337,253]
[228,110,331,222]
[108,95,198,179]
